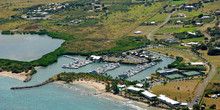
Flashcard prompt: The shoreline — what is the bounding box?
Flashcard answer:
[54,80,159,109]
[0,71,28,81]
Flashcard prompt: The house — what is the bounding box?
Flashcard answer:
[190,62,205,66]
[150,21,156,24]
[127,86,144,92]
[178,13,185,17]
[157,69,179,75]
[176,20,183,24]
[201,16,210,19]
[117,85,126,91]
[158,94,180,107]
[141,90,157,100]
[187,42,199,46]
[136,83,144,88]
[215,10,220,15]
[185,6,195,9]
[171,5,177,7]
[134,31,142,34]
[188,32,196,35]
[196,22,203,26]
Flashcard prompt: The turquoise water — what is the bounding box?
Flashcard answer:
[0,77,155,110]
[0,55,173,110]
[0,34,64,61]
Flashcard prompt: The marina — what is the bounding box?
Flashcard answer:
[90,63,120,74]
[119,62,157,78]
[62,56,92,69]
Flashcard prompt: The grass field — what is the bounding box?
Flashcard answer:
[151,80,202,102]
[182,37,205,43]
[168,0,189,5]
[155,25,198,35]
[148,48,200,62]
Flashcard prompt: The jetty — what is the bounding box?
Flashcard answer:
[10,81,52,90]
[62,56,92,69]
[90,63,120,74]
[119,62,156,78]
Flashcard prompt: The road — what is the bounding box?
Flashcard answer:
[147,11,176,40]
[189,64,215,107]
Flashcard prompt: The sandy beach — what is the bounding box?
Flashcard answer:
[0,71,28,81]
[54,80,154,108]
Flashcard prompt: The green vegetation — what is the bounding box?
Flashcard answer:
[168,56,206,71]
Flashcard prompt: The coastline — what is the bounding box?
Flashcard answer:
[0,71,28,81]
[54,80,155,108]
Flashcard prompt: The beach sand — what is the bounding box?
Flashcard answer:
[0,71,28,81]
[54,80,154,108]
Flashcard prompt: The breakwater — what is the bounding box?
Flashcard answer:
[10,81,52,90]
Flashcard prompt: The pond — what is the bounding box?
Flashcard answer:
[0,34,64,61]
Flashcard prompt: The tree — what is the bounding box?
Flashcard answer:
[209,104,216,109]
[105,82,111,92]
[198,14,203,18]
[193,104,200,110]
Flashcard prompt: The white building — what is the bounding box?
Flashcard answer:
[127,86,144,92]
[141,90,157,100]
[157,69,179,75]
[188,32,196,35]
[158,94,180,106]
[190,62,205,66]
[134,31,142,34]
[136,83,144,88]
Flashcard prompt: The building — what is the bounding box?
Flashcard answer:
[150,21,156,24]
[136,83,144,88]
[126,86,144,92]
[178,13,185,17]
[134,31,142,34]
[164,37,179,43]
[176,20,183,24]
[157,69,179,75]
[90,55,102,62]
[141,90,157,100]
[187,42,199,46]
[158,94,180,107]
[201,16,210,19]
[188,32,196,35]
[185,6,195,9]
[190,62,205,66]
[196,22,203,26]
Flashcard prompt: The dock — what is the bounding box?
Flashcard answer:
[90,63,120,74]
[62,56,92,69]
[119,62,156,78]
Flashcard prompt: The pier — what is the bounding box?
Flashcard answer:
[119,62,156,78]
[62,56,92,69]
[90,63,120,74]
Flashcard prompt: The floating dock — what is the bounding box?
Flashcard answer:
[90,63,120,74]
[119,62,156,78]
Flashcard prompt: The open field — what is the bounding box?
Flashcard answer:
[151,80,202,102]
[154,25,198,35]
[148,48,200,62]
[168,0,189,5]
[182,37,205,43]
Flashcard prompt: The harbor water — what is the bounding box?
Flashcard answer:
[0,34,175,110]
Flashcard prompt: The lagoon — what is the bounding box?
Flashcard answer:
[0,34,64,61]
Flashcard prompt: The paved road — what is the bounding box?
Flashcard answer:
[147,11,176,40]
[190,64,215,107]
